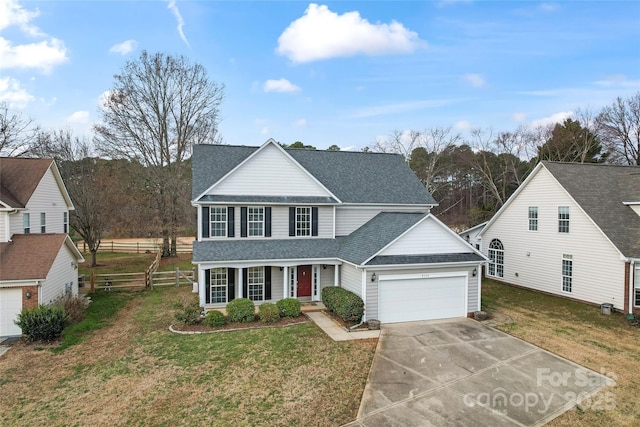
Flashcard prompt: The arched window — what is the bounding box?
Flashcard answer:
[488,239,504,278]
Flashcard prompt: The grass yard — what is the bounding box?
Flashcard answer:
[482,279,640,426]
[0,284,376,426]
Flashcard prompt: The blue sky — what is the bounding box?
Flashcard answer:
[1,0,639,150]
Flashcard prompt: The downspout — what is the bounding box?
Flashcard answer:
[349,266,367,331]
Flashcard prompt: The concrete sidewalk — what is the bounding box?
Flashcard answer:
[306,311,380,341]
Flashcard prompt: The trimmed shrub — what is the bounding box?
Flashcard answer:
[15,305,68,342]
[226,298,255,323]
[204,310,225,327]
[259,303,280,323]
[322,286,364,323]
[173,299,202,325]
[276,298,301,318]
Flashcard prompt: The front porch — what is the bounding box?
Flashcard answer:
[198,262,341,309]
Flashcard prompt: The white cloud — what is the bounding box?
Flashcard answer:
[529,111,573,128]
[0,76,34,107]
[512,112,527,122]
[349,98,458,119]
[276,4,424,63]
[109,39,138,55]
[263,78,301,93]
[464,73,485,88]
[260,126,269,135]
[66,110,90,124]
[454,120,473,130]
[98,90,112,107]
[294,118,307,127]
[539,3,559,12]
[0,1,68,73]
[167,1,190,47]
[593,74,640,88]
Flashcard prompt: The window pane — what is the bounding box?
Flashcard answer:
[562,258,572,292]
[210,268,227,304]
[248,207,264,237]
[210,207,227,237]
[488,239,504,278]
[296,207,311,236]
[528,207,538,231]
[558,206,570,233]
[248,267,264,301]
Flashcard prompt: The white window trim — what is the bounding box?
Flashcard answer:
[528,206,538,232]
[248,206,264,237]
[40,212,46,233]
[63,211,69,234]
[558,206,570,233]
[247,266,265,301]
[23,212,30,234]
[488,239,504,278]
[296,207,311,237]
[210,268,228,304]
[561,254,573,293]
[210,206,227,237]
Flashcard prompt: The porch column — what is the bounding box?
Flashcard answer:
[282,266,288,298]
[198,266,206,307]
[334,264,339,286]
[237,267,243,298]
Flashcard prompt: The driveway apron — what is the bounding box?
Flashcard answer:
[349,318,611,427]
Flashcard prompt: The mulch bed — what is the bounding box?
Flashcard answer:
[171,315,309,333]
[321,310,372,331]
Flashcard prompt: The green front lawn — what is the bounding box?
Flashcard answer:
[0,286,376,426]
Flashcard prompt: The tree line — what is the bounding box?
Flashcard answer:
[1,49,638,263]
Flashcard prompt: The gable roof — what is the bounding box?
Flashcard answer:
[0,157,74,209]
[0,234,84,281]
[480,161,640,259]
[192,141,436,205]
[542,161,640,258]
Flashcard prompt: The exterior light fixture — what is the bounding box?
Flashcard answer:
[472,268,477,277]
[371,272,377,282]
[25,290,32,299]
[322,264,327,269]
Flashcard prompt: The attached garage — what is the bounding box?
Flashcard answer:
[0,288,23,337]
[378,273,468,323]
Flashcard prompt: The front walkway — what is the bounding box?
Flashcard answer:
[306,311,380,341]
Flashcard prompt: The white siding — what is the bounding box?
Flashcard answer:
[379,217,471,256]
[269,205,333,239]
[0,212,8,242]
[41,243,78,304]
[209,143,333,198]
[335,206,428,236]
[319,265,335,290]
[9,168,68,236]
[482,167,626,309]
[340,263,363,297]
[367,265,479,321]
[630,205,640,217]
[269,266,284,301]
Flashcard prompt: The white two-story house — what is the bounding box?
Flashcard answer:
[0,157,84,337]
[192,139,486,323]
[479,161,640,315]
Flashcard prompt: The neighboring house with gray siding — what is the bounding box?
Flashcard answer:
[479,161,640,315]
[192,139,486,323]
[0,158,84,337]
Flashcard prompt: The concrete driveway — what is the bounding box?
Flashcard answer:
[349,318,611,427]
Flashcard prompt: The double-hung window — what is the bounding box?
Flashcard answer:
[558,206,570,233]
[63,212,68,233]
[528,207,538,231]
[40,212,46,233]
[23,213,30,234]
[296,207,311,236]
[248,207,264,237]
[562,255,573,293]
[210,268,228,304]
[247,267,264,301]
[210,207,227,237]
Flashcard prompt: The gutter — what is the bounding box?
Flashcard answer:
[629,259,637,319]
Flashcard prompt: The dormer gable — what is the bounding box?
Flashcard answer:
[196,139,339,202]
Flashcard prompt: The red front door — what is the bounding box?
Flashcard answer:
[297,265,312,297]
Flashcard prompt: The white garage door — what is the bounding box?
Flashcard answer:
[379,275,467,323]
[0,288,23,337]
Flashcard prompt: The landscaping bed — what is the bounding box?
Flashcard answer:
[171,314,309,333]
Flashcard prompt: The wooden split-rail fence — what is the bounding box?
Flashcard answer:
[86,252,196,292]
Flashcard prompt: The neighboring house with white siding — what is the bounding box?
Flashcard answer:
[479,161,640,315]
[0,157,84,337]
[192,139,486,324]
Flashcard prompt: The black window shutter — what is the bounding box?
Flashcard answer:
[241,207,247,237]
[312,207,319,236]
[265,267,272,300]
[227,207,235,237]
[289,207,295,236]
[204,269,210,304]
[202,206,210,238]
[227,268,235,302]
[265,207,272,237]
[242,268,248,299]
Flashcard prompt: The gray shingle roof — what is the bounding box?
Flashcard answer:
[198,195,338,204]
[193,238,337,263]
[191,143,436,205]
[367,253,485,266]
[543,161,640,258]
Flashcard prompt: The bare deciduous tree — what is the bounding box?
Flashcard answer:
[94,51,224,256]
[597,92,640,165]
[0,102,41,157]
